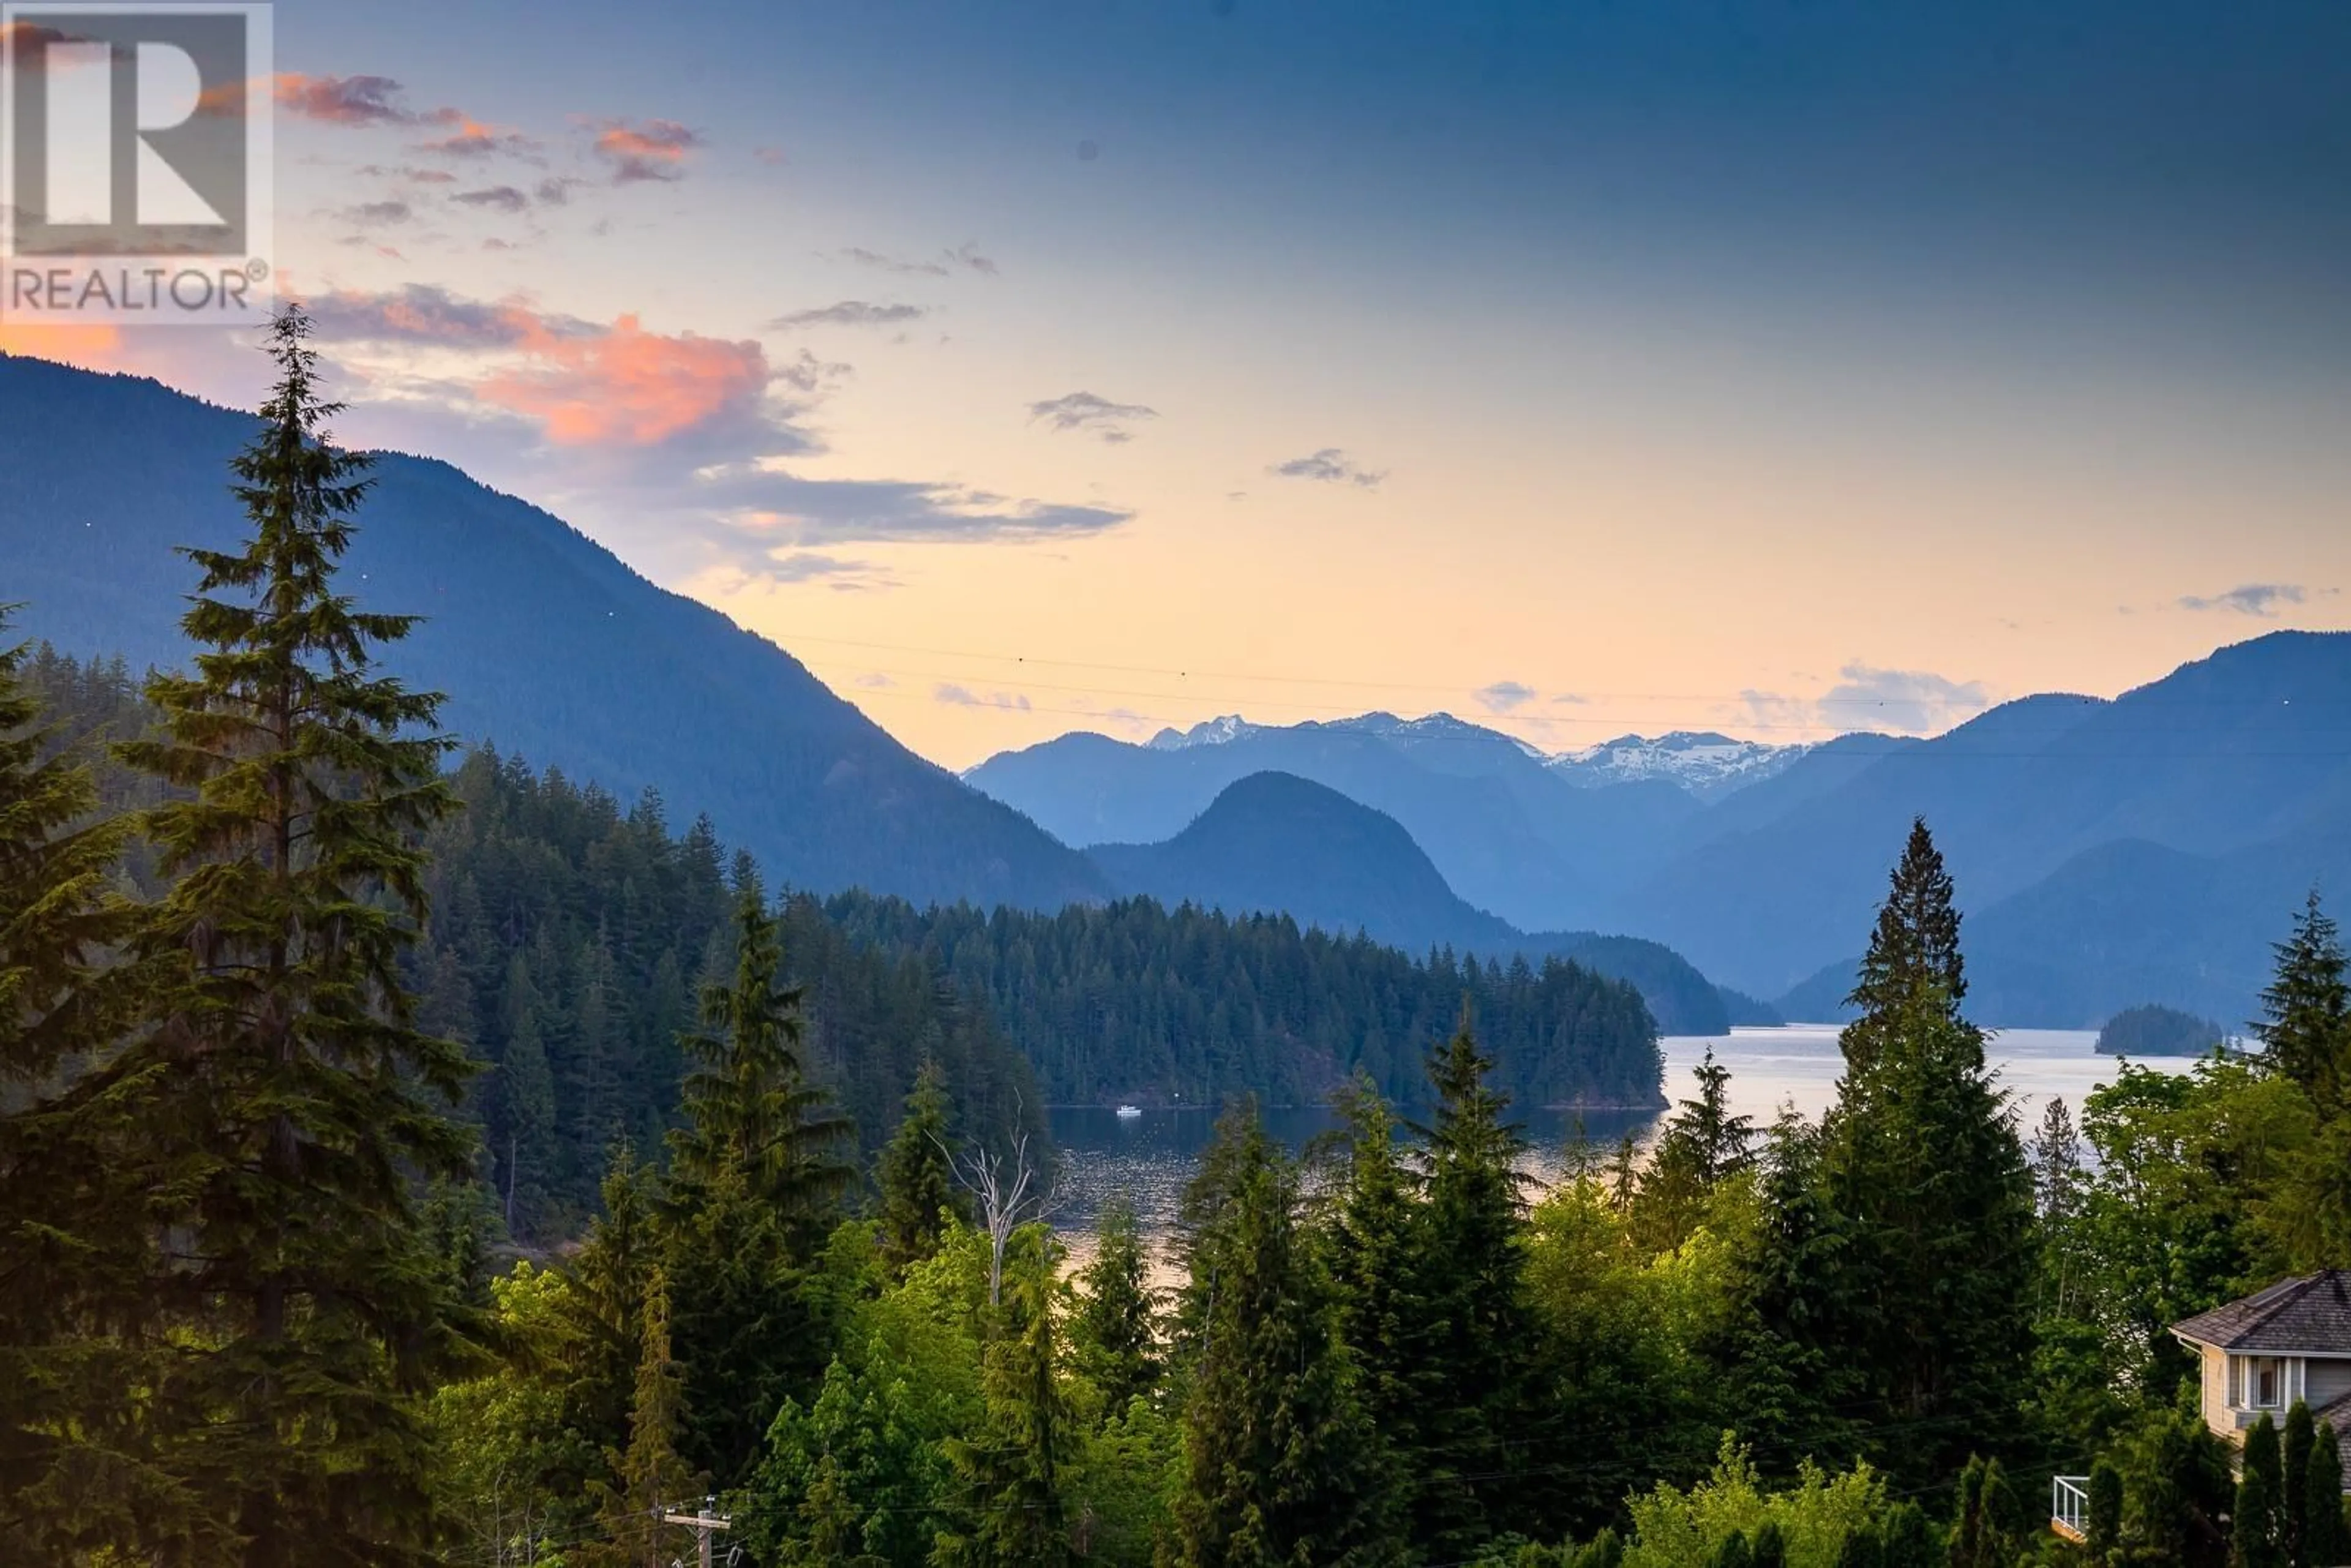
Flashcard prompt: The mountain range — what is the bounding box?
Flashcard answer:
[12,352,2347,1039]
[973,636,2351,1029]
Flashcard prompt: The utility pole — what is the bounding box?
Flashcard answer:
[662,1497,730,1568]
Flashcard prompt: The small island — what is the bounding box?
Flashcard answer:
[2096,1002,2232,1057]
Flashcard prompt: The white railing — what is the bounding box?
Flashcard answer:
[2052,1476,2090,1541]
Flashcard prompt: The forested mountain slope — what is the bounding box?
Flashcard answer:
[0,353,1105,912]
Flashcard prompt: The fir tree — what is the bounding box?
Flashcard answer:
[0,613,188,1559]
[1816,820,2036,1485]
[1070,1195,1161,1411]
[1947,1455,2020,1568]
[877,1056,966,1271]
[1718,1109,1858,1475]
[2287,1401,2315,1568]
[108,304,478,1567]
[1407,1016,1535,1552]
[1637,1044,1756,1251]
[2239,1414,2288,1568]
[497,952,561,1238]
[591,1266,698,1568]
[2256,892,2350,1111]
[2305,1423,2345,1568]
[1172,1106,1403,1567]
[936,1225,1073,1568]
[1324,1073,1423,1484]
[668,871,853,1240]
[1843,816,1966,1076]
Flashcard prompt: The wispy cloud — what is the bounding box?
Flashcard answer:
[418,117,542,160]
[694,467,1133,549]
[835,242,999,278]
[335,199,413,228]
[934,683,1033,711]
[1740,662,1990,736]
[1028,390,1158,445]
[272,73,461,128]
[452,185,530,213]
[2177,583,2309,617]
[1269,447,1385,489]
[768,300,928,330]
[1473,680,1537,714]
[590,119,703,183]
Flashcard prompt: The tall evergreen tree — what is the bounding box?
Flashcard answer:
[1842,817,1966,1077]
[497,952,561,1237]
[1070,1195,1161,1412]
[877,1056,966,1272]
[1947,1455,2020,1568]
[2305,1423,2346,1568]
[1719,1109,1858,1474]
[0,613,187,1559]
[1172,1106,1402,1567]
[1325,1072,1424,1487]
[936,1225,1073,1568]
[668,871,853,1239]
[1637,1044,1756,1251]
[2287,1401,2317,1568]
[1407,1016,1536,1553]
[2257,892,2350,1112]
[1815,819,2036,1485]
[588,1265,697,1568]
[2240,1414,2289,1568]
[107,304,478,1567]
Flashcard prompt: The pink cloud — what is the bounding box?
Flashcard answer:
[272,73,462,127]
[477,315,768,445]
[591,119,704,182]
[419,116,541,160]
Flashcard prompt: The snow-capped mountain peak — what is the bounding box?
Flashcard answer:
[1544,730,1812,793]
[1147,714,1261,751]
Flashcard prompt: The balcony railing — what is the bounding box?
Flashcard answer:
[2052,1476,2089,1543]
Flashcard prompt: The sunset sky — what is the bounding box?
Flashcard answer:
[10,0,2350,769]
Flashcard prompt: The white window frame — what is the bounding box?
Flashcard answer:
[2233,1354,2299,1410]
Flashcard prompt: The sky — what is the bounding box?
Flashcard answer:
[8,0,2350,770]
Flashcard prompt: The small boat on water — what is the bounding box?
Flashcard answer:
[1115,1104,1142,1119]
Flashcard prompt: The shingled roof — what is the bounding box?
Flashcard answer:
[2173,1270,2351,1354]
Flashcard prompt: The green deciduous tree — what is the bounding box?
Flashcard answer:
[109,304,479,1568]
[935,1225,1073,1568]
[2087,1459,2124,1564]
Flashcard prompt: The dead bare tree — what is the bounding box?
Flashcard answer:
[944,1109,1061,1306]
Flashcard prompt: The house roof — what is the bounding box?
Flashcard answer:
[2172,1270,2351,1354]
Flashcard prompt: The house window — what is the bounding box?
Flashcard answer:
[2235,1356,2287,1409]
